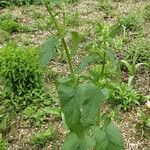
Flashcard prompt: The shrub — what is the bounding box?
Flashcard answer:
[0,43,42,97]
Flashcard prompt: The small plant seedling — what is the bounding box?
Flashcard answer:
[118,12,144,31]
[125,38,150,63]
[109,82,141,111]
[121,60,146,86]
[66,11,80,27]
[0,14,31,33]
[30,128,55,148]
[97,0,114,15]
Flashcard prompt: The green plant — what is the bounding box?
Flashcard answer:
[144,3,150,22]
[0,136,8,150]
[0,43,55,139]
[41,1,124,149]
[0,19,19,33]
[0,14,30,33]
[0,0,42,7]
[109,83,141,111]
[0,44,42,97]
[118,12,144,31]
[121,60,146,86]
[30,128,55,148]
[22,104,60,126]
[66,11,80,27]
[125,38,150,63]
[0,30,10,44]
[97,0,114,15]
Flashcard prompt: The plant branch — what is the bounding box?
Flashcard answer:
[43,0,74,75]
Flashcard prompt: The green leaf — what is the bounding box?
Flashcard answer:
[78,83,105,126]
[146,118,150,127]
[40,36,58,67]
[76,54,99,73]
[70,31,80,56]
[62,133,80,150]
[81,135,96,150]
[57,78,81,131]
[42,107,61,117]
[91,123,124,150]
[106,48,118,71]
[0,115,8,132]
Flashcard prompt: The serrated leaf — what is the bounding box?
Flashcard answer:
[62,133,81,150]
[81,135,96,150]
[78,83,105,126]
[70,31,80,56]
[40,36,58,67]
[76,54,99,73]
[57,78,81,131]
[106,48,118,71]
[91,123,124,150]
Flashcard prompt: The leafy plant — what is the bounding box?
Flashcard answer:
[117,12,144,31]
[0,44,42,97]
[125,38,150,63]
[66,11,80,27]
[0,14,30,33]
[0,136,8,150]
[0,0,42,7]
[109,83,141,111]
[97,0,114,15]
[22,104,60,126]
[0,30,10,44]
[40,0,124,149]
[121,60,146,86]
[30,128,55,148]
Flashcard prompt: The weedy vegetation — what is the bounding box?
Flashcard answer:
[0,0,149,149]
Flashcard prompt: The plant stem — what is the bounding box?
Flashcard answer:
[101,51,106,79]
[43,1,74,75]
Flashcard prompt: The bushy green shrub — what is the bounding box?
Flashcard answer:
[0,44,42,97]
